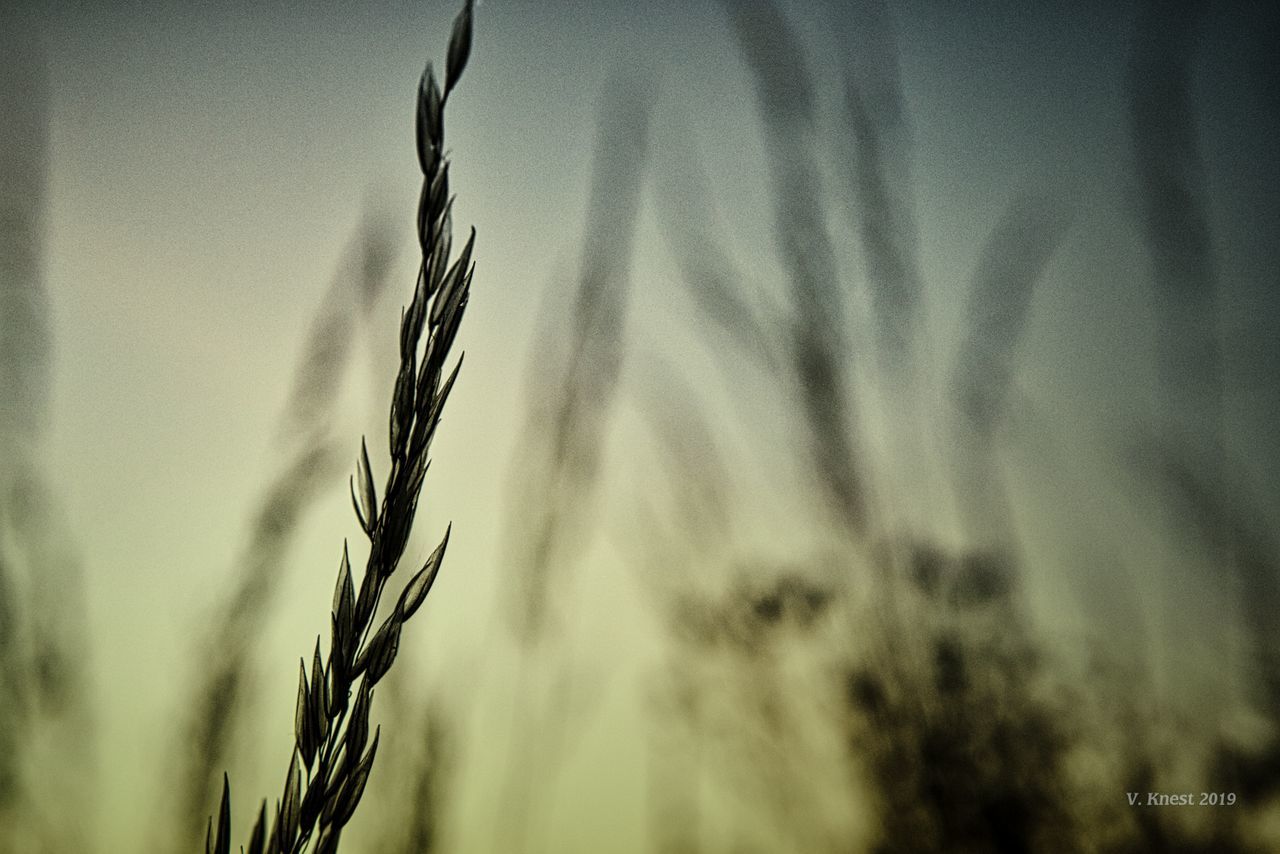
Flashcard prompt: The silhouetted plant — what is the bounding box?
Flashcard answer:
[204,3,476,851]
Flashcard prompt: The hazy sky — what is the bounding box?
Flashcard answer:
[6,0,1279,849]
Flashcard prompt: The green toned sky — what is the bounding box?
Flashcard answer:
[4,0,1279,850]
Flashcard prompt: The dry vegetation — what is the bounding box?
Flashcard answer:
[198,4,476,851]
[491,0,1279,851]
[1,0,1276,852]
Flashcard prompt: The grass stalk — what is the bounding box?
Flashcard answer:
[166,212,396,854]
[204,3,476,851]
[1,10,95,851]
[723,0,867,538]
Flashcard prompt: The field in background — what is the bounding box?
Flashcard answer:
[2,0,1278,851]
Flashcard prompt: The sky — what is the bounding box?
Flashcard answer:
[3,0,1279,850]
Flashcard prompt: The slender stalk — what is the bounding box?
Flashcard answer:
[204,3,477,852]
